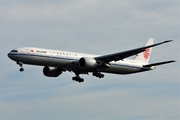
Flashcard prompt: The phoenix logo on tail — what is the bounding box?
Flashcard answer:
[144,48,150,59]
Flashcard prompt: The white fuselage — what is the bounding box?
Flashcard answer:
[8,47,151,75]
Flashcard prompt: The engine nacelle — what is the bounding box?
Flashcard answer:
[78,57,97,69]
[43,66,62,77]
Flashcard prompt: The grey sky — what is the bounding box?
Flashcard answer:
[0,0,180,120]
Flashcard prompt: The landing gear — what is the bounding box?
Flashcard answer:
[72,76,84,83]
[17,62,24,72]
[92,72,104,78]
[72,71,84,83]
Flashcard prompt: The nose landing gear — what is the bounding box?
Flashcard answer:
[17,62,24,72]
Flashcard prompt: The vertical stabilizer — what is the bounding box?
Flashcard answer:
[134,38,154,63]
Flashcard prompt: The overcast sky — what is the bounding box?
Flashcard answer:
[0,0,180,120]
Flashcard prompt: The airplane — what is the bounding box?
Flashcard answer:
[8,38,175,83]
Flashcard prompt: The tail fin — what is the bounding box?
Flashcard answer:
[134,38,154,63]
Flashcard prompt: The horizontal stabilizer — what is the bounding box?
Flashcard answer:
[143,60,176,67]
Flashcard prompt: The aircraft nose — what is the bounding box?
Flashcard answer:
[8,49,19,61]
[7,52,12,58]
[7,52,15,60]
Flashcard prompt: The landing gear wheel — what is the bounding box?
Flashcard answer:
[79,78,84,83]
[20,68,24,72]
[99,74,104,78]
[92,72,96,76]
[72,77,76,81]
[101,74,104,78]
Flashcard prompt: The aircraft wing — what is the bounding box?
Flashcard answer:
[95,40,173,63]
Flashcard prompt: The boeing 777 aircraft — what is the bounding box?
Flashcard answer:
[8,38,175,82]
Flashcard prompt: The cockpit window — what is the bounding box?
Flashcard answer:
[11,50,18,52]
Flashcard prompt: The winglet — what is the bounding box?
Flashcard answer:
[164,40,173,43]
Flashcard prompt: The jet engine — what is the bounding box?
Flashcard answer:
[78,57,97,69]
[43,66,62,77]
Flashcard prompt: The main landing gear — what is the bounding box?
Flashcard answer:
[92,72,104,78]
[72,76,84,83]
[72,71,105,83]
[17,62,24,72]
[72,72,84,83]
